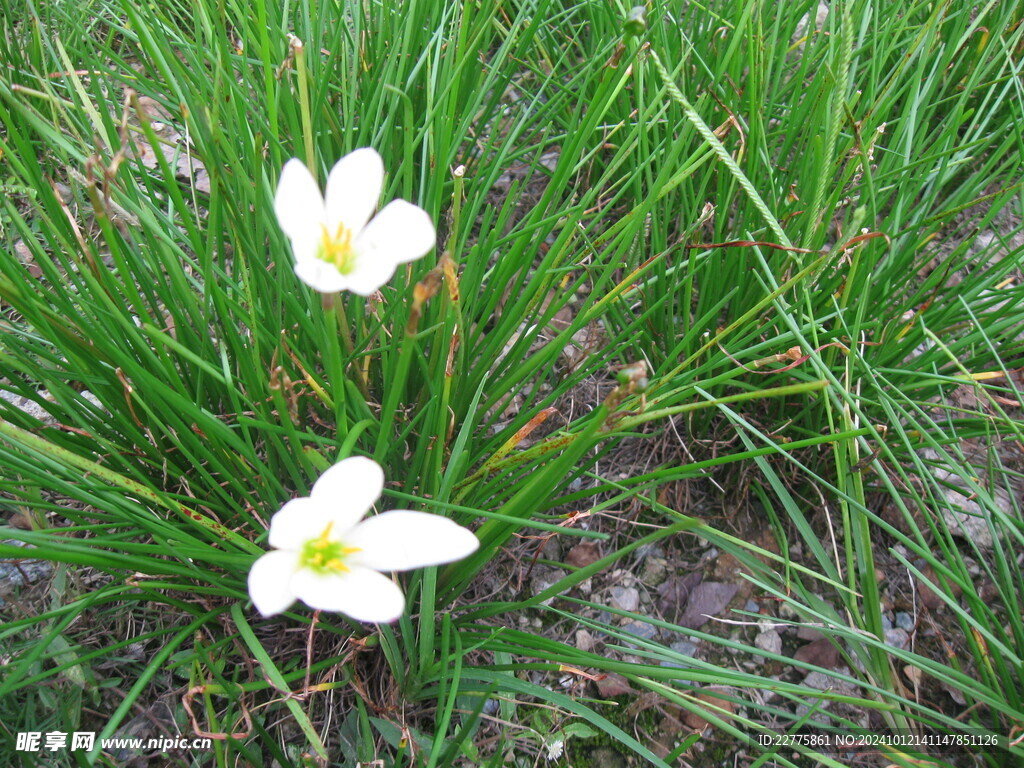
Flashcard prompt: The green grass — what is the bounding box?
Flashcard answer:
[2,0,1023,766]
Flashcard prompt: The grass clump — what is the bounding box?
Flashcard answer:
[1,0,1023,766]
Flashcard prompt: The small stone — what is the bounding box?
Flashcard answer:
[14,239,33,263]
[530,567,567,606]
[609,569,635,588]
[620,620,658,648]
[794,638,842,669]
[639,557,669,587]
[670,640,697,657]
[636,543,664,559]
[804,669,840,691]
[541,536,561,561]
[0,541,54,594]
[576,629,595,653]
[609,586,640,613]
[754,630,782,656]
[744,599,760,614]
[895,612,915,631]
[777,601,800,620]
[796,625,823,641]
[880,613,893,631]
[595,672,634,698]
[884,628,909,650]
[589,746,627,768]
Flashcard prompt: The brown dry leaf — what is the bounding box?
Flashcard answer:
[9,511,34,530]
[941,681,967,706]
[624,690,663,719]
[682,687,737,731]
[903,664,924,686]
[676,581,738,629]
[651,707,688,760]
[916,564,962,610]
[794,637,842,669]
[565,540,602,568]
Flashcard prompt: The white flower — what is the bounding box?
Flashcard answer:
[273,148,436,294]
[545,738,564,761]
[248,456,478,621]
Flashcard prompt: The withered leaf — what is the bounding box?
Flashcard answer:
[682,687,737,731]
[566,540,602,568]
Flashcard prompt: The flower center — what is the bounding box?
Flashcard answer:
[316,223,357,274]
[300,521,361,574]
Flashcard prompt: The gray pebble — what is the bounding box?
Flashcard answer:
[884,628,909,650]
[608,586,640,613]
[639,557,668,587]
[620,620,658,648]
[0,541,54,592]
[895,612,915,631]
[635,543,664,560]
[670,640,697,657]
[754,630,782,656]
[660,641,698,670]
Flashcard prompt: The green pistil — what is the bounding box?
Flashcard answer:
[317,223,357,274]
[301,522,361,574]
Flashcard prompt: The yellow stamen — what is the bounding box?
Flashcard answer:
[317,222,357,274]
[315,521,335,545]
[301,521,362,574]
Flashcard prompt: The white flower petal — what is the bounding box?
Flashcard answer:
[293,257,349,294]
[347,510,478,572]
[291,565,407,622]
[267,497,337,550]
[324,148,385,236]
[287,227,322,264]
[274,159,325,240]
[310,457,383,532]
[354,200,436,266]
[340,254,402,296]
[248,549,302,616]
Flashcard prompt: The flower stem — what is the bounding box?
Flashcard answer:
[332,297,370,398]
[320,292,348,437]
[290,34,316,180]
